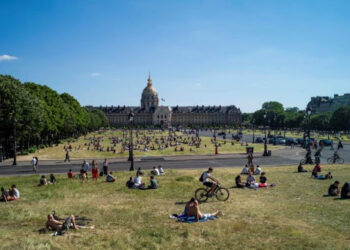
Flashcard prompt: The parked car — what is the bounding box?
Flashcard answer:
[268,138,275,144]
[276,138,286,145]
[218,132,226,136]
[285,138,297,145]
[319,139,333,146]
[255,137,264,143]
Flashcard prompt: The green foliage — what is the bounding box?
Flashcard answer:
[330,106,350,131]
[0,75,109,156]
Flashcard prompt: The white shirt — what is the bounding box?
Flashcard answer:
[134,176,142,186]
[153,168,160,175]
[13,188,20,198]
[202,172,210,183]
[32,158,37,165]
[159,167,164,174]
[256,167,262,175]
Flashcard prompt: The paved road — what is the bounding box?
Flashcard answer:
[1,146,344,176]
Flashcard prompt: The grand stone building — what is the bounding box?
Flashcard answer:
[307,93,350,114]
[96,75,241,127]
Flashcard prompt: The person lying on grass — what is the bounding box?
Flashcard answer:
[328,181,340,196]
[185,198,223,221]
[39,175,48,186]
[46,214,94,232]
[312,170,333,180]
[106,171,116,182]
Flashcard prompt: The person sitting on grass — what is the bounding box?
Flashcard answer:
[255,165,262,175]
[314,163,322,173]
[148,176,158,189]
[46,214,94,232]
[1,187,9,202]
[235,175,245,188]
[67,169,74,179]
[158,165,165,175]
[241,165,249,175]
[341,182,350,199]
[7,184,20,201]
[257,172,275,188]
[298,163,307,173]
[246,172,256,188]
[133,172,145,189]
[151,166,160,176]
[49,174,56,184]
[126,177,134,188]
[186,198,223,221]
[106,172,116,183]
[39,175,48,186]
[200,168,220,195]
[328,181,340,196]
[312,171,332,180]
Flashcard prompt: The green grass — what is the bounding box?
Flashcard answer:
[1,165,350,249]
[18,129,282,161]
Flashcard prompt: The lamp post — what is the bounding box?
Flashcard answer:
[273,115,277,146]
[252,119,255,144]
[263,112,268,156]
[128,111,134,171]
[13,117,17,166]
[306,108,312,149]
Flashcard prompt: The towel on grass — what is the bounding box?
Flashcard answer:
[176,214,217,223]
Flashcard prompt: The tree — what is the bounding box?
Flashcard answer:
[330,106,350,132]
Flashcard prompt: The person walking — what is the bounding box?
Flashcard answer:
[64,151,70,162]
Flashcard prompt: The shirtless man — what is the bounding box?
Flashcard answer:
[46,214,79,231]
[186,198,222,220]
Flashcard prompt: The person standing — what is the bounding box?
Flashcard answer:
[64,151,70,162]
[82,160,89,180]
[102,158,109,175]
[91,160,99,181]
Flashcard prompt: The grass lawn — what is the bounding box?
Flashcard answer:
[18,129,282,161]
[1,165,350,249]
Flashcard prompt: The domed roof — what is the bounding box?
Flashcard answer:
[142,75,158,97]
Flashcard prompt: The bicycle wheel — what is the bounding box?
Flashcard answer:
[337,158,344,164]
[215,187,230,201]
[195,188,209,202]
[327,157,334,164]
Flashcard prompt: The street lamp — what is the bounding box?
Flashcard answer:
[306,108,312,149]
[128,111,134,171]
[273,115,277,146]
[252,119,255,144]
[263,112,269,156]
[13,117,17,166]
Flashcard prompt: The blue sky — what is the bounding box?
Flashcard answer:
[1,0,349,112]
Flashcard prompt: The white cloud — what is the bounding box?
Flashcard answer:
[91,72,101,77]
[0,54,18,62]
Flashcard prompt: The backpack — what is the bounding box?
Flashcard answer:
[199,172,205,182]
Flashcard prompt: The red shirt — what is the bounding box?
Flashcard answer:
[68,172,73,178]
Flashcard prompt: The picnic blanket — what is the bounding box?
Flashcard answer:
[175,214,217,223]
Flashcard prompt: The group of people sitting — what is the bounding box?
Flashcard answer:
[328,181,350,199]
[241,164,262,175]
[38,174,57,186]
[235,172,275,189]
[126,167,160,190]
[1,184,20,202]
[150,165,165,176]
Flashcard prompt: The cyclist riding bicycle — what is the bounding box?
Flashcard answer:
[199,168,220,195]
[332,150,340,163]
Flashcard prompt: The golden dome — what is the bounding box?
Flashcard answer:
[141,73,159,110]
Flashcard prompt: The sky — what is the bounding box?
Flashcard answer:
[0,0,349,112]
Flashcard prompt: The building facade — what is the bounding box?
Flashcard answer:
[96,75,241,127]
[307,93,350,114]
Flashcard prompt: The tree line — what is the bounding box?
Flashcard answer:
[0,75,108,158]
[242,101,350,133]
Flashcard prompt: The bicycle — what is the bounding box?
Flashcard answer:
[195,184,230,202]
[327,155,344,164]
